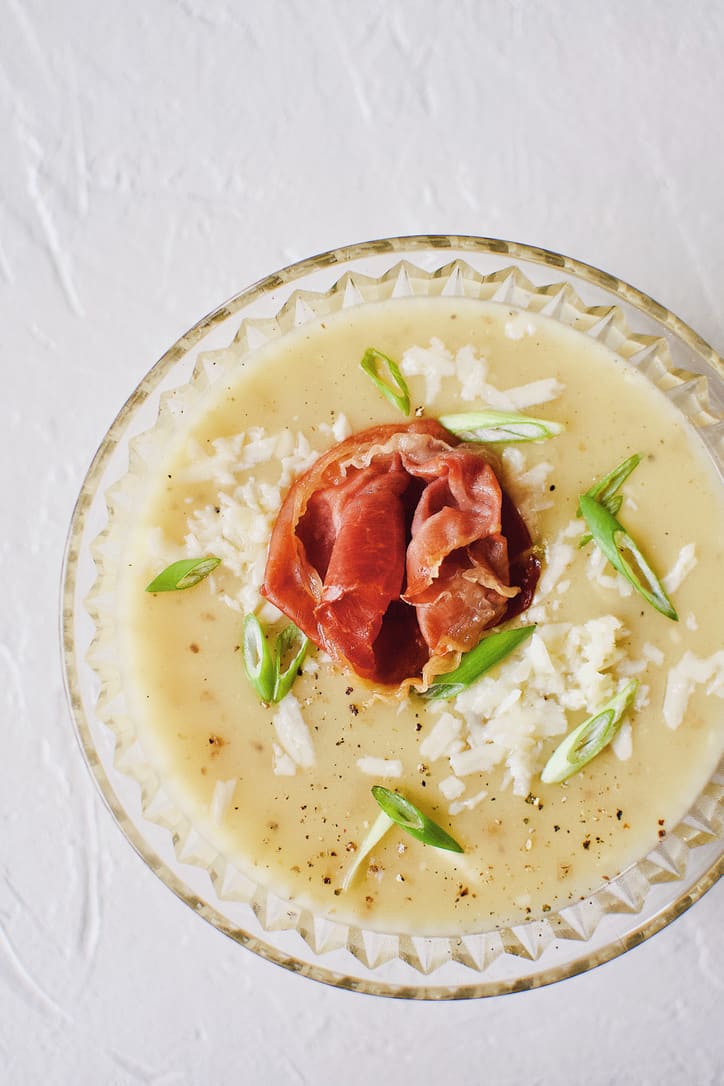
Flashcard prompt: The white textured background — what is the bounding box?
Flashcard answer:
[2,1,723,1082]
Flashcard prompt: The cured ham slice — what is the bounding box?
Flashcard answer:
[262,420,538,685]
[314,466,409,677]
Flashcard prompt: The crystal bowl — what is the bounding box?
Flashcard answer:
[61,236,724,999]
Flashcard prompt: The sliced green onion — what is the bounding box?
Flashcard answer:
[272,623,310,702]
[579,495,678,620]
[341,810,394,892]
[578,493,623,548]
[541,680,639,784]
[360,347,411,415]
[145,556,220,592]
[242,615,309,702]
[439,409,564,443]
[577,453,642,547]
[579,453,642,511]
[242,614,275,701]
[423,624,536,700]
[371,786,464,852]
[602,493,623,517]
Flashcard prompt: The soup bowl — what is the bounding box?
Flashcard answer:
[61,236,724,998]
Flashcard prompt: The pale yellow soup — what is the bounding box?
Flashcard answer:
[123,297,724,935]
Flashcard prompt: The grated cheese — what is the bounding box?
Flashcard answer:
[506,378,565,408]
[453,344,492,403]
[611,721,633,762]
[438,776,465,801]
[662,543,697,594]
[178,424,343,615]
[356,757,403,778]
[400,338,456,402]
[537,534,576,600]
[272,694,316,769]
[449,788,488,816]
[272,742,297,777]
[585,543,633,598]
[643,642,665,666]
[209,778,237,823]
[501,446,526,475]
[332,413,352,442]
[442,616,630,796]
[663,650,724,730]
[419,712,463,761]
[400,337,564,410]
[517,462,554,491]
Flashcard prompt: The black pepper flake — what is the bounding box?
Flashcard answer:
[345,686,353,696]
[553,825,560,832]
[349,704,359,716]
[616,809,623,821]
[582,839,591,850]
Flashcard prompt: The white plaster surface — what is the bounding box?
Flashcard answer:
[2,1,723,1082]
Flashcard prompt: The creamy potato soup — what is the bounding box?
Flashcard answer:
[123,297,724,935]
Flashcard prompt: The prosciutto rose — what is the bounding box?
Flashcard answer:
[262,419,539,686]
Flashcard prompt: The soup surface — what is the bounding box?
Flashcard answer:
[122,297,724,934]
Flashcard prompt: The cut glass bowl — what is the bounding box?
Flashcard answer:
[61,236,724,999]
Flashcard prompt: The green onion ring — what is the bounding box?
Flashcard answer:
[424,625,536,700]
[145,556,221,592]
[371,786,464,853]
[359,347,411,415]
[440,409,563,444]
[541,680,639,783]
